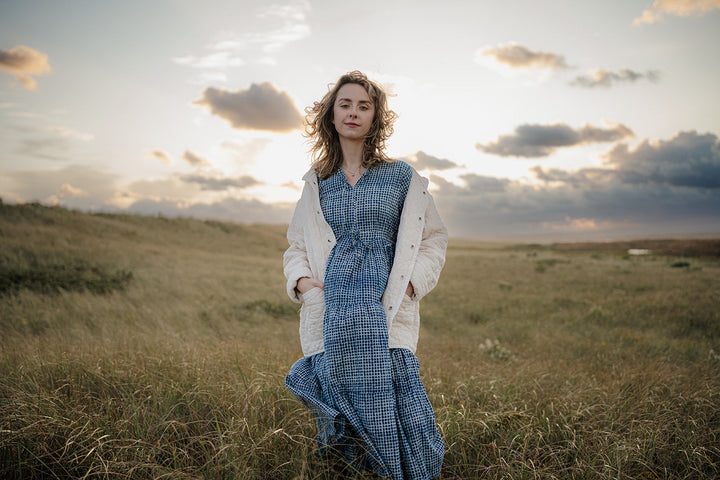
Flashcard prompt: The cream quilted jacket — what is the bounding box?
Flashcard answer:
[283,163,448,357]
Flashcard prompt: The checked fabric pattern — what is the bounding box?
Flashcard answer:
[285,161,444,479]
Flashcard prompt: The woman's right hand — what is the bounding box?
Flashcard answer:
[296,276,324,295]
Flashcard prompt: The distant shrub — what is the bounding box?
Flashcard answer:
[671,261,691,268]
[0,261,133,295]
[535,258,568,272]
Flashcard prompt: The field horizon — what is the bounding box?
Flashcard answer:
[1,201,719,479]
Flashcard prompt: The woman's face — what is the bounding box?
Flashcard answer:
[332,83,375,142]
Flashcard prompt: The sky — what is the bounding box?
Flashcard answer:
[1,0,719,241]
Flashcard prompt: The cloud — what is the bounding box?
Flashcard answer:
[428,129,720,239]
[2,165,120,209]
[173,51,244,69]
[15,136,71,161]
[193,82,303,133]
[150,150,172,165]
[634,0,720,25]
[8,124,94,161]
[476,43,569,70]
[603,130,720,188]
[181,150,212,167]
[127,196,294,225]
[176,0,310,75]
[179,174,262,191]
[402,151,459,171]
[529,131,720,190]
[47,126,94,141]
[571,68,661,88]
[59,183,87,198]
[212,0,311,53]
[0,45,51,90]
[477,122,634,158]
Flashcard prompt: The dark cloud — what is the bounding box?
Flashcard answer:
[193,82,303,133]
[604,130,720,188]
[181,150,211,167]
[478,43,569,70]
[571,68,660,88]
[402,151,458,171]
[426,130,720,239]
[179,174,262,191]
[529,166,616,188]
[0,45,51,90]
[431,172,720,240]
[477,122,634,158]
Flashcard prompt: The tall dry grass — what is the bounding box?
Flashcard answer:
[1,201,719,479]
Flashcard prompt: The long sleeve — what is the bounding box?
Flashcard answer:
[409,191,448,301]
[283,183,314,303]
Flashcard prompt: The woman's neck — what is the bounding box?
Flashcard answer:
[339,138,364,170]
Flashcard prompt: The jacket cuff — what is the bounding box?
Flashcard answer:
[410,255,433,300]
[286,266,313,303]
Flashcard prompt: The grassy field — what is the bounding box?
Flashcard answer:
[1,200,719,479]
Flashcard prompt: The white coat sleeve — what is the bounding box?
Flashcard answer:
[283,183,314,304]
[409,191,448,301]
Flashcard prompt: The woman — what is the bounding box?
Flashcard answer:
[283,70,447,479]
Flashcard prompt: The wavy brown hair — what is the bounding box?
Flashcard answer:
[305,71,398,179]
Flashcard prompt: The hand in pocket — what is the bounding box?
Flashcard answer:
[296,276,324,295]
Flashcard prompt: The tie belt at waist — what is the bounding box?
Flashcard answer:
[336,231,395,250]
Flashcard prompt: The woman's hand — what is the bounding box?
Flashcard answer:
[296,276,324,295]
[405,281,414,298]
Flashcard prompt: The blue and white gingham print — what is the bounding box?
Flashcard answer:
[285,161,444,479]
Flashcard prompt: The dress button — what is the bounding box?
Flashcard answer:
[418,216,422,221]
[411,244,415,248]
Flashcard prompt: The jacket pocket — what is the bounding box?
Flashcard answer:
[299,287,325,355]
[300,286,324,305]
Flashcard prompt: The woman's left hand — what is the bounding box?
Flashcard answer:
[405,282,414,298]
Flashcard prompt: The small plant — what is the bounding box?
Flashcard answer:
[478,338,513,363]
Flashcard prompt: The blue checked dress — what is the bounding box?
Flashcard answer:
[285,161,444,479]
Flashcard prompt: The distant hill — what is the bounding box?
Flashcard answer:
[0,199,289,296]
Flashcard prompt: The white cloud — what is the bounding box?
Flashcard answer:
[634,0,720,25]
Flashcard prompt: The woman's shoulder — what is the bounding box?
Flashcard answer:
[377,159,413,178]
